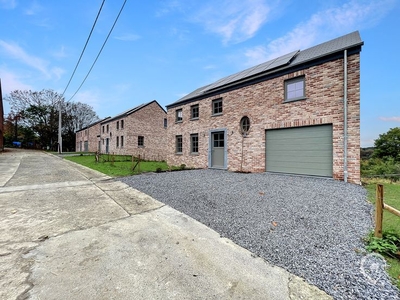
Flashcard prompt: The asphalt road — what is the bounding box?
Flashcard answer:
[0,149,332,300]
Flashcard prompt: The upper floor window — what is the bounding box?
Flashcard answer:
[106,124,109,133]
[164,118,167,128]
[138,136,144,147]
[121,120,124,129]
[191,104,199,119]
[176,109,183,122]
[102,126,105,133]
[285,77,305,102]
[116,121,119,130]
[212,99,223,115]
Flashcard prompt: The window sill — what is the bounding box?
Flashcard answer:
[284,97,307,103]
[175,120,183,124]
[190,117,199,121]
[212,113,223,117]
[190,152,199,156]
[175,152,183,155]
[138,146,145,148]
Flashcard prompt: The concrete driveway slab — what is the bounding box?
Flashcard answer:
[0,149,332,299]
[26,206,330,300]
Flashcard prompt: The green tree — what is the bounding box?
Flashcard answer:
[373,127,400,161]
[6,89,99,151]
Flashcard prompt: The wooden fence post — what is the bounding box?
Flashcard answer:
[375,184,384,238]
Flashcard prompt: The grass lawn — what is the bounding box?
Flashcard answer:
[64,154,178,177]
[365,180,400,288]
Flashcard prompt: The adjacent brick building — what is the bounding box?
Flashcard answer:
[0,79,4,152]
[98,100,167,160]
[76,117,110,153]
[76,100,167,160]
[166,32,363,184]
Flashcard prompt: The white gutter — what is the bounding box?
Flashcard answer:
[343,50,348,183]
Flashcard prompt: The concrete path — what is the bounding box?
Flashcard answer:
[0,149,332,299]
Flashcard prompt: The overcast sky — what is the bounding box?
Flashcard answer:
[0,0,399,147]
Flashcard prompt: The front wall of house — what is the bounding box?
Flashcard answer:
[167,54,360,184]
[100,102,167,160]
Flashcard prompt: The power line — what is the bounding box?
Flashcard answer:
[67,0,128,102]
[61,0,105,98]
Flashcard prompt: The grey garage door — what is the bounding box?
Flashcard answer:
[266,125,333,177]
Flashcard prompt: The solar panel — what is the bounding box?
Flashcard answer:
[206,50,299,92]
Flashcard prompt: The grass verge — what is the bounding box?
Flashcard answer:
[365,180,400,289]
[64,154,178,177]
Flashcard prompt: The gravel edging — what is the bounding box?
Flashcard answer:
[119,169,400,299]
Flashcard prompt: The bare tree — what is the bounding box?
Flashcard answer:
[64,102,99,132]
[6,89,62,115]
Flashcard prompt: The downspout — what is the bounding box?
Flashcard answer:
[343,50,348,183]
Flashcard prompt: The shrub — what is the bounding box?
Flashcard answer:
[361,157,400,181]
[365,230,400,258]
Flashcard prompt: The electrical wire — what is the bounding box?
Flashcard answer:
[67,0,127,102]
[61,0,105,98]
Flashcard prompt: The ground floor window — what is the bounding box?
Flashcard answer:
[121,136,124,148]
[138,136,144,147]
[176,135,182,154]
[190,133,198,154]
[116,136,119,147]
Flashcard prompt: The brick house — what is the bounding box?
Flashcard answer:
[76,117,110,152]
[166,31,363,184]
[0,79,4,152]
[98,100,167,160]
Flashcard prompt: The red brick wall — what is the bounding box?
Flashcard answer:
[75,123,100,153]
[99,101,167,161]
[167,53,361,184]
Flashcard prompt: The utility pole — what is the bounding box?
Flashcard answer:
[58,100,62,154]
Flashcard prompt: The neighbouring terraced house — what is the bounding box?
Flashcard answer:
[166,31,363,184]
[76,117,110,153]
[0,79,4,152]
[76,100,167,160]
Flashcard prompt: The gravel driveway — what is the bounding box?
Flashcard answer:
[119,170,399,299]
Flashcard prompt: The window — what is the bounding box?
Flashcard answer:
[191,104,199,119]
[190,134,199,154]
[176,135,182,153]
[116,121,119,130]
[106,124,109,133]
[213,133,224,147]
[138,136,144,147]
[102,126,105,133]
[285,77,305,101]
[212,99,223,115]
[121,136,124,147]
[121,120,124,129]
[164,118,167,128]
[176,109,183,122]
[240,116,250,135]
[116,136,119,147]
